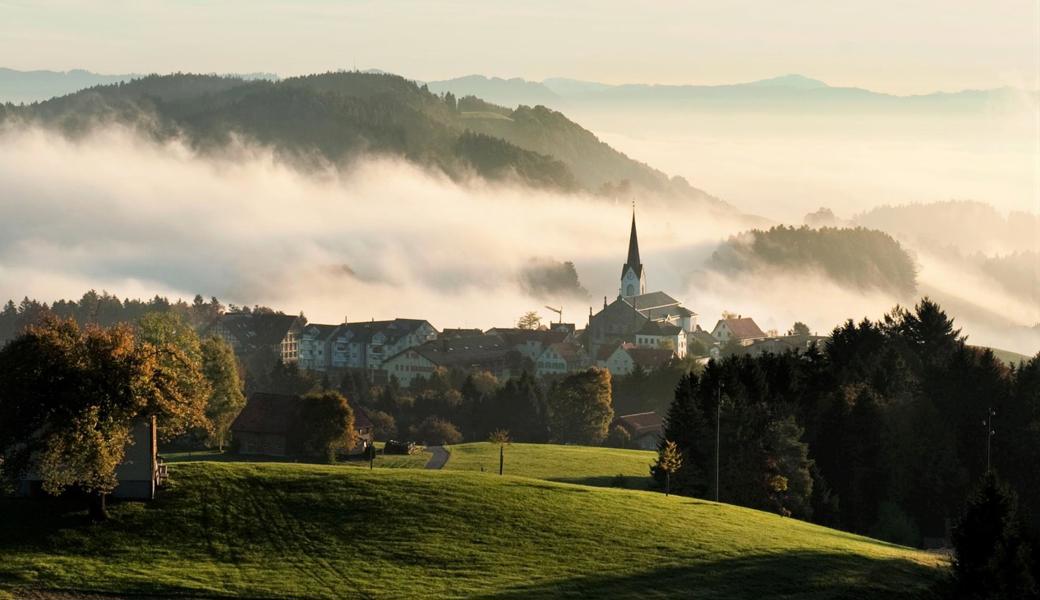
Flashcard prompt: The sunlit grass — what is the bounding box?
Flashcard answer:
[0,461,944,599]
[445,442,657,488]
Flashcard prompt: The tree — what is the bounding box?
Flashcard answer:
[658,440,683,496]
[488,429,510,475]
[136,311,212,441]
[411,416,462,445]
[0,317,208,520]
[547,368,614,445]
[516,311,542,330]
[950,472,1037,599]
[200,336,245,451]
[789,322,811,337]
[294,391,356,462]
[367,410,397,441]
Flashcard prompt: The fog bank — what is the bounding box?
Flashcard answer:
[0,125,1036,354]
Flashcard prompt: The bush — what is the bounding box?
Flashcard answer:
[367,410,397,441]
[410,417,462,445]
[383,440,417,455]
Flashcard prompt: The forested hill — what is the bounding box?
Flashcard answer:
[1,71,722,207]
[708,226,918,296]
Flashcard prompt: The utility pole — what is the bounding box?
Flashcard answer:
[984,407,996,472]
[715,380,724,503]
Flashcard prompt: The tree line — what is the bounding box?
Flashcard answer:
[652,298,1039,581]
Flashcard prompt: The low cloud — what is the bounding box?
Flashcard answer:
[0,124,1036,354]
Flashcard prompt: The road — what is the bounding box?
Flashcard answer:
[424,445,449,469]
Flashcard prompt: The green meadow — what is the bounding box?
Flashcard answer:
[444,442,657,488]
[0,461,944,599]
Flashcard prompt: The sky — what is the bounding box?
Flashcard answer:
[2,0,1038,94]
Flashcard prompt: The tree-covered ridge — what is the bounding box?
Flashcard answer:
[2,71,722,205]
[709,225,917,296]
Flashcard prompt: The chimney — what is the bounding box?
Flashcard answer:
[603,296,608,309]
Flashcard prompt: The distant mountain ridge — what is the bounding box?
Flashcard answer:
[426,73,1032,113]
[0,68,278,104]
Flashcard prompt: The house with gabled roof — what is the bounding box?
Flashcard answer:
[634,320,687,358]
[382,333,523,387]
[596,342,675,376]
[711,316,768,346]
[230,392,373,456]
[535,341,591,377]
[298,323,341,371]
[614,411,664,450]
[321,319,437,375]
[487,327,573,362]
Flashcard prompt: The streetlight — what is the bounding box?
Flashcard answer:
[984,407,996,472]
[715,380,724,503]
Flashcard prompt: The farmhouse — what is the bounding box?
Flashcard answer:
[230,392,372,457]
[615,411,664,450]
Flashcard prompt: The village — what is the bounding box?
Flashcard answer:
[205,213,827,457]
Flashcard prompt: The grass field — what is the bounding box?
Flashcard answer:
[444,442,657,488]
[0,461,944,599]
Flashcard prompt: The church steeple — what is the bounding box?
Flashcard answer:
[620,204,646,298]
[627,208,641,268]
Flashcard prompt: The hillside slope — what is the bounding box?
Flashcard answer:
[445,442,656,488]
[2,72,722,208]
[0,462,943,599]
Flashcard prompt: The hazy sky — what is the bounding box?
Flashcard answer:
[2,0,1037,93]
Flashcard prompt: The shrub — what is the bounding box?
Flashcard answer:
[410,417,462,445]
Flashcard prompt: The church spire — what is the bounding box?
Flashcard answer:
[620,203,646,298]
[626,203,641,268]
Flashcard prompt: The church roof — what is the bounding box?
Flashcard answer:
[636,320,683,336]
[625,291,680,311]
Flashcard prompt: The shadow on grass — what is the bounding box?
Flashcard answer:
[482,551,943,600]
[548,475,654,490]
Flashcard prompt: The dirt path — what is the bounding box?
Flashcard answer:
[424,445,449,469]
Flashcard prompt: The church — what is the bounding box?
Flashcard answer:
[585,211,698,359]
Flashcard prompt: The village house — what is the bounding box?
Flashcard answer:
[297,323,340,371]
[209,312,305,363]
[595,342,676,376]
[381,333,523,387]
[614,411,664,450]
[535,341,591,377]
[633,320,687,358]
[710,316,768,346]
[296,319,437,375]
[230,392,373,457]
[487,327,574,363]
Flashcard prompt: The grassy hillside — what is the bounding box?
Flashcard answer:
[445,442,656,488]
[1,462,943,599]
